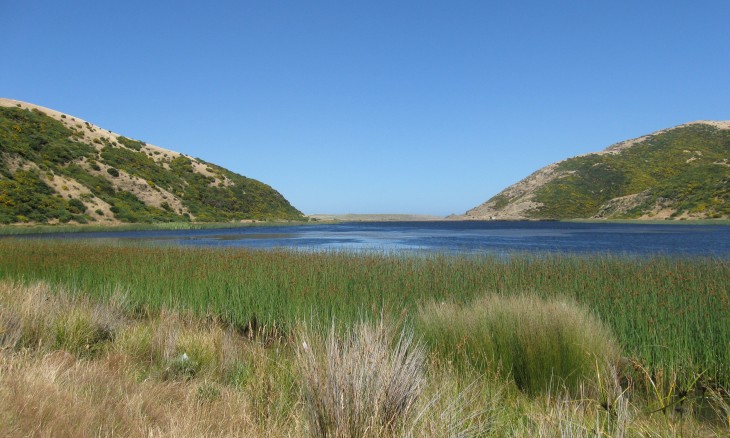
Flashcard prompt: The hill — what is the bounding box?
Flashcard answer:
[0,99,303,224]
[462,121,730,220]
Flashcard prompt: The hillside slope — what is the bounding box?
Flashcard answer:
[0,99,303,224]
[463,121,730,220]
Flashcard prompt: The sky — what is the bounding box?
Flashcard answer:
[2,1,729,216]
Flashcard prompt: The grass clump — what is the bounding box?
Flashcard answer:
[0,280,121,355]
[296,319,425,437]
[417,294,621,395]
[52,308,114,356]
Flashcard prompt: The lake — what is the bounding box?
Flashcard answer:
[24,221,730,257]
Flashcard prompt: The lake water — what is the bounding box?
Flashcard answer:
[26,221,730,258]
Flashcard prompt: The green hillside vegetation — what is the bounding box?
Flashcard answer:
[0,105,303,224]
[528,124,730,219]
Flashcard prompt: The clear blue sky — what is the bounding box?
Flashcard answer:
[3,1,728,216]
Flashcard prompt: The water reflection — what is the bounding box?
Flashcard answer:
[13,221,730,257]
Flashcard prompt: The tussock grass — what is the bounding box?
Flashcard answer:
[526,362,632,437]
[417,295,621,394]
[0,280,123,355]
[296,320,425,437]
[408,369,503,436]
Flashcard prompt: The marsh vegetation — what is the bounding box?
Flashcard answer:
[0,240,728,436]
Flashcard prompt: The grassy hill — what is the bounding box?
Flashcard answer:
[464,122,730,220]
[0,99,303,224]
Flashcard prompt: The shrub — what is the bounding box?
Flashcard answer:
[107,167,119,177]
[296,319,425,437]
[416,294,621,395]
[67,198,86,214]
[116,136,145,151]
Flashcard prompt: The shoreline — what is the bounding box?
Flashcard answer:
[306,213,445,222]
[1,216,729,236]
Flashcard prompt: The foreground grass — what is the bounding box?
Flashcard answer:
[417,295,622,395]
[1,281,728,437]
[0,239,728,388]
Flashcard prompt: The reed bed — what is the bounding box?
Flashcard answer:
[0,238,728,388]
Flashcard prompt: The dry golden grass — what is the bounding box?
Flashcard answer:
[0,280,303,437]
[296,319,426,437]
[0,350,302,437]
[1,280,728,437]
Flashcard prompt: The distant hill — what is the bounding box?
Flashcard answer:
[0,99,303,224]
[462,121,730,220]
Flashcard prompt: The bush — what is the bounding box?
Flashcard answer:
[417,294,621,395]
[116,136,145,151]
[107,167,119,177]
[67,198,86,214]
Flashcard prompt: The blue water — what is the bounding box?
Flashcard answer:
[19,221,730,257]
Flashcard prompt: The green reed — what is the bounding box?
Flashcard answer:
[0,238,728,386]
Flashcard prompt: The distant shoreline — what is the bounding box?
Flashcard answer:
[308,214,730,226]
[306,213,445,222]
[2,216,729,236]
